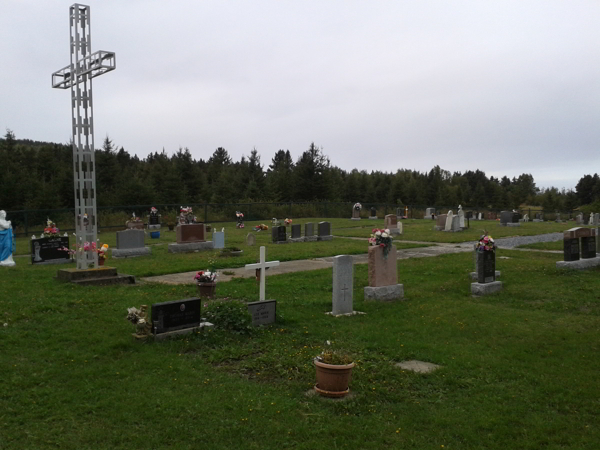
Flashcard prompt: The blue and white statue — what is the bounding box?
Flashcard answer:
[0,210,16,267]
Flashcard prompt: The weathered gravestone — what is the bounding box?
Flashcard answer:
[478,212,483,220]
[425,207,435,219]
[272,225,288,244]
[317,221,333,241]
[384,214,400,235]
[435,214,447,231]
[31,236,71,265]
[444,211,454,231]
[168,223,213,253]
[364,245,404,301]
[576,213,584,225]
[289,224,304,243]
[304,222,317,242]
[151,298,212,340]
[351,205,361,220]
[246,233,256,246]
[458,206,465,228]
[212,230,225,249]
[329,255,356,316]
[557,227,600,270]
[244,246,280,325]
[112,229,151,258]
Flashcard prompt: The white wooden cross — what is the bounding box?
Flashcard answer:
[245,246,279,301]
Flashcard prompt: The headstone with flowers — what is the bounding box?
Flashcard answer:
[236,211,245,229]
[168,206,213,253]
[112,229,151,258]
[30,218,71,265]
[126,212,144,230]
[364,228,404,301]
[471,234,503,295]
[352,203,362,220]
[147,207,161,238]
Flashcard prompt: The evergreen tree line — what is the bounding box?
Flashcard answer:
[1,129,599,213]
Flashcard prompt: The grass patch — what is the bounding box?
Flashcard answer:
[1,242,599,448]
[517,241,564,251]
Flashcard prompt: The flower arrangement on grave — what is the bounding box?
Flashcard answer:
[129,212,141,223]
[126,305,152,338]
[43,218,60,237]
[314,341,354,398]
[476,234,496,253]
[354,203,362,211]
[236,211,245,229]
[253,224,269,231]
[369,228,393,258]
[284,218,292,226]
[194,270,218,284]
[179,206,195,224]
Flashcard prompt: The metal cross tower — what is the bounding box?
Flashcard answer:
[52,4,116,270]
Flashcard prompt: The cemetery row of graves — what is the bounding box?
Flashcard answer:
[1,205,599,448]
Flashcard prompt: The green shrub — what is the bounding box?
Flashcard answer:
[203,299,253,335]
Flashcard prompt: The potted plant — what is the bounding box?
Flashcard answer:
[314,348,355,398]
[194,269,217,298]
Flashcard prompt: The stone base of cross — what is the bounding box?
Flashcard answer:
[245,246,279,301]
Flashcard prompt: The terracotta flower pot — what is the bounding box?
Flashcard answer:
[314,359,355,398]
[196,282,216,298]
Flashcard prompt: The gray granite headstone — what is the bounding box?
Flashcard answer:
[305,222,314,237]
[291,224,301,239]
[116,229,145,249]
[246,233,255,246]
[247,300,276,326]
[332,255,353,315]
[212,231,225,249]
[318,221,331,237]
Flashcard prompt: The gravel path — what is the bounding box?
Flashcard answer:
[492,232,563,249]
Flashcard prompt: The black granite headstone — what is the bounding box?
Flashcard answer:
[581,237,596,259]
[291,224,301,239]
[277,225,287,242]
[30,236,70,265]
[563,238,580,261]
[149,214,160,225]
[370,207,376,217]
[318,221,331,236]
[151,298,201,334]
[477,251,496,283]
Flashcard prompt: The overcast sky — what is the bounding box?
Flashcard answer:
[1,0,598,190]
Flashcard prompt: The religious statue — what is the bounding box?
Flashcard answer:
[0,210,16,267]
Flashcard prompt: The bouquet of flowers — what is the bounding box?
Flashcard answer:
[43,218,60,237]
[129,212,141,222]
[194,270,217,284]
[236,211,245,228]
[354,203,362,211]
[284,218,292,226]
[253,224,269,231]
[126,305,152,337]
[476,234,496,253]
[369,228,393,258]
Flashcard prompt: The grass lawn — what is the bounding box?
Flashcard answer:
[517,241,564,251]
[1,233,599,449]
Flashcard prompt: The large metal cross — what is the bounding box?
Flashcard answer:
[244,246,280,301]
[52,4,116,270]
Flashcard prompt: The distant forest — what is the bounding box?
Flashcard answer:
[1,129,599,213]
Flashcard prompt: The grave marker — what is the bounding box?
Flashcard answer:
[112,229,150,258]
[244,246,279,325]
[317,221,333,241]
[331,255,354,316]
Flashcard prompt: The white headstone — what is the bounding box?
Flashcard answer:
[246,233,255,246]
[213,231,225,249]
[445,210,454,231]
[332,255,353,315]
[478,212,483,220]
[458,207,465,228]
[397,222,403,234]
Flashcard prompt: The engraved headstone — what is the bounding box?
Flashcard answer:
[332,255,353,315]
[113,229,150,258]
[151,298,202,336]
[477,251,496,283]
[30,236,70,265]
[247,300,277,326]
[444,211,454,231]
[364,245,404,300]
[246,233,256,246]
[291,224,301,239]
[317,221,332,241]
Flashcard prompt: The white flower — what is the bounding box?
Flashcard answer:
[384,229,390,234]
[3,323,7,327]
[375,231,381,236]
[382,232,388,238]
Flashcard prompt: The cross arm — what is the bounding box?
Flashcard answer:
[52,50,116,89]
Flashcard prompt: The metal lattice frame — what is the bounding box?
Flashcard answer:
[52,4,115,270]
